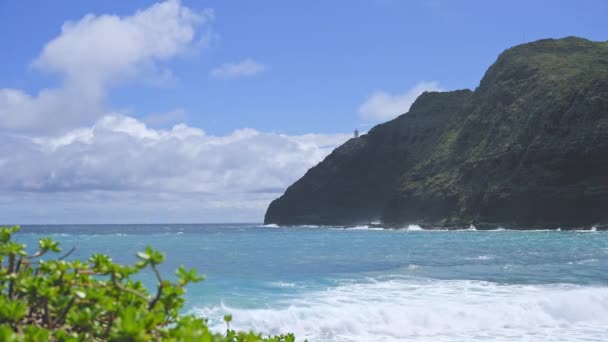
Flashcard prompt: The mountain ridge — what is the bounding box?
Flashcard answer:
[265,37,608,229]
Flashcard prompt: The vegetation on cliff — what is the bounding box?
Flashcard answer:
[0,226,295,341]
[265,37,608,229]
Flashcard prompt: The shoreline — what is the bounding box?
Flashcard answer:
[264,222,606,231]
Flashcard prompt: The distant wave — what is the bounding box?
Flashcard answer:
[575,226,598,233]
[192,277,608,341]
[452,224,478,231]
[568,259,598,265]
[465,255,495,261]
[266,281,299,288]
[348,225,384,231]
[264,224,326,229]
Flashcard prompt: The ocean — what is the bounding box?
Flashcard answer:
[17,224,608,341]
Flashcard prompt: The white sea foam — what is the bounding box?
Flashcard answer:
[568,259,598,265]
[192,278,608,341]
[452,225,477,232]
[297,225,323,229]
[90,233,130,237]
[267,281,299,288]
[263,223,323,229]
[349,225,370,230]
[348,225,384,231]
[466,255,494,260]
[406,225,423,231]
[575,226,600,233]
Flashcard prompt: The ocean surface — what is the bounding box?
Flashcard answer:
[16,224,608,341]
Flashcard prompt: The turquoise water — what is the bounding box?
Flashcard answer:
[18,224,608,341]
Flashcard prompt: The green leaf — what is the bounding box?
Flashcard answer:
[0,325,16,342]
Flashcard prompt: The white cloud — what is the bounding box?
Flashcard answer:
[0,1,348,223]
[359,81,444,122]
[210,58,266,79]
[33,0,211,86]
[0,115,349,222]
[0,0,213,133]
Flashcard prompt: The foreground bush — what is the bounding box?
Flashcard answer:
[0,226,295,341]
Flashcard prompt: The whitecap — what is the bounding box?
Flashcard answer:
[575,226,600,233]
[267,281,298,288]
[349,225,370,230]
[466,255,494,260]
[191,278,608,342]
[348,225,385,231]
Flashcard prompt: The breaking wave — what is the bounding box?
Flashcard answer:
[192,277,608,341]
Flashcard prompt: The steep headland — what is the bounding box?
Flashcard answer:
[265,37,608,229]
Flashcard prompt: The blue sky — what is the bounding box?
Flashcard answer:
[2,0,606,134]
[0,0,606,223]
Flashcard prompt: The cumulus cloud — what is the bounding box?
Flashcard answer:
[359,81,444,122]
[0,0,213,133]
[210,58,266,79]
[0,115,349,221]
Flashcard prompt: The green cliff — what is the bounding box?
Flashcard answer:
[265,37,608,229]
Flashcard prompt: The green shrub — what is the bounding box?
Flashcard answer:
[0,226,296,341]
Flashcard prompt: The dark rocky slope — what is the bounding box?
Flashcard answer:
[265,37,608,229]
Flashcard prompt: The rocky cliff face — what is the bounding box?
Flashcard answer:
[265,37,608,229]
